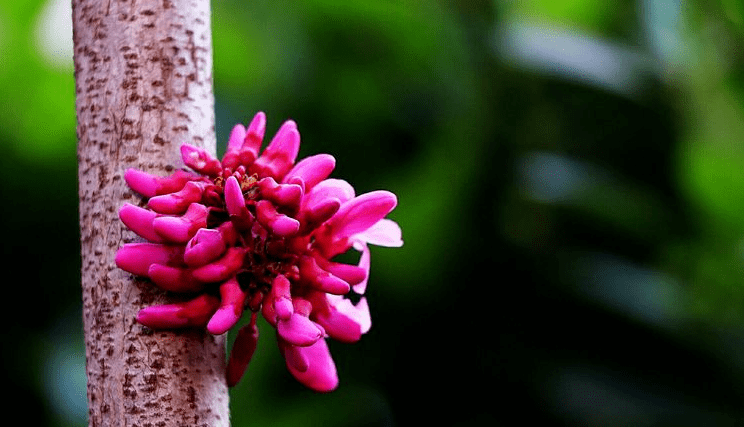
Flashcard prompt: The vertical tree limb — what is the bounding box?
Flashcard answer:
[73,0,229,425]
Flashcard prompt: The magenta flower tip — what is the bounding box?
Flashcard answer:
[285,154,336,191]
[125,168,202,198]
[152,203,208,243]
[319,295,370,342]
[283,339,339,392]
[283,344,310,373]
[226,317,259,387]
[222,124,248,170]
[191,247,246,283]
[137,305,187,329]
[184,228,227,266]
[147,264,203,293]
[331,190,398,238]
[357,218,403,247]
[238,112,267,167]
[224,176,246,215]
[207,278,246,334]
[228,124,247,151]
[207,307,241,335]
[258,177,303,209]
[117,112,401,391]
[181,144,222,176]
[277,313,324,347]
[147,181,204,215]
[256,200,300,236]
[115,243,183,277]
[306,179,356,211]
[274,299,294,321]
[136,294,220,329]
[119,203,163,243]
[252,120,300,179]
[124,168,159,198]
[317,257,367,286]
[314,309,363,344]
[247,111,267,140]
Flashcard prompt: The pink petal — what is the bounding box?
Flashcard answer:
[226,316,259,387]
[281,341,309,373]
[191,247,246,283]
[313,295,364,343]
[274,298,294,322]
[147,181,205,215]
[313,254,367,286]
[180,144,222,176]
[207,277,247,335]
[137,305,186,329]
[228,123,247,151]
[328,294,371,335]
[351,242,371,294]
[183,228,227,267]
[124,168,162,198]
[202,185,223,207]
[136,294,220,329]
[255,200,300,237]
[299,255,351,295]
[251,120,300,179]
[119,203,164,243]
[293,297,314,317]
[298,197,341,234]
[115,243,184,276]
[266,120,300,162]
[152,203,209,243]
[330,191,397,240]
[223,176,245,215]
[277,313,325,347]
[147,264,203,292]
[283,154,336,191]
[221,124,247,170]
[262,275,294,325]
[215,221,240,246]
[207,307,242,335]
[352,218,403,247]
[124,169,199,198]
[304,179,355,207]
[258,177,303,211]
[282,338,338,392]
[224,176,254,230]
[239,112,267,167]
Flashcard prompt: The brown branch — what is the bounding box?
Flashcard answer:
[73,0,229,425]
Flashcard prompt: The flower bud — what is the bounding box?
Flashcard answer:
[226,315,259,387]
[207,277,247,335]
[255,200,300,237]
[148,181,205,215]
[181,144,222,177]
[152,203,209,243]
[136,294,220,329]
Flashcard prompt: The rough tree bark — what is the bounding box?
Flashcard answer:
[73,0,229,426]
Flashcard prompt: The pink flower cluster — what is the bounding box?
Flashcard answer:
[116,112,402,392]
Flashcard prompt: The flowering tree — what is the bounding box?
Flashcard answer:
[74,0,401,425]
[73,0,229,425]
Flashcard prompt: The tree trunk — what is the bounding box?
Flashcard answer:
[73,1,229,426]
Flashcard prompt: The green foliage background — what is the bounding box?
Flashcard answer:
[5,0,744,425]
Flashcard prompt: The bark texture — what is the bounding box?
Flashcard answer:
[73,1,229,425]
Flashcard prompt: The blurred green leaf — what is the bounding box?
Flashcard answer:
[678,81,744,231]
[499,0,628,35]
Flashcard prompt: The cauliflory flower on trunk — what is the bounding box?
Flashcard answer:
[115,112,402,392]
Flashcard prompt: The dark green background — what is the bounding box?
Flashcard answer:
[5,0,744,425]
